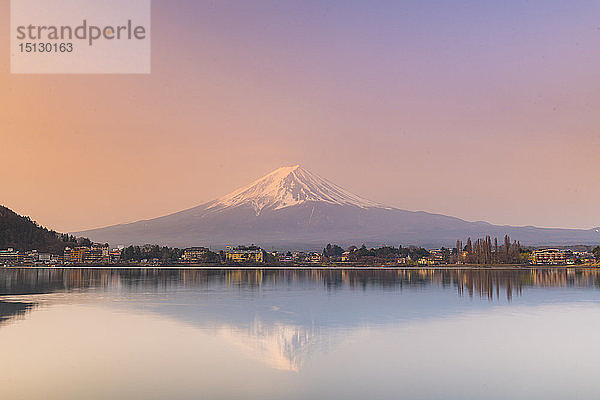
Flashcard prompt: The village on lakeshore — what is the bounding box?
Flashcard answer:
[1,235,599,268]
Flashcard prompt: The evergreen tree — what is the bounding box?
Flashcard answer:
[593,246,600,262]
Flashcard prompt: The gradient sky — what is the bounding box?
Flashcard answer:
[1,0,600,232]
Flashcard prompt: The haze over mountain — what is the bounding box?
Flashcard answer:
[75,166,600,249]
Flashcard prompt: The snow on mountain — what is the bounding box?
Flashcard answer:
[206,165,390,215]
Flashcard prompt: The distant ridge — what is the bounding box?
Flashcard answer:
[74,165,600,249]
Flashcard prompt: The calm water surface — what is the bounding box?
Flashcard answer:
[1,268,600,400]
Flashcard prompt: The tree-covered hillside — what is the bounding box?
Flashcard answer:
[0,206,82,253]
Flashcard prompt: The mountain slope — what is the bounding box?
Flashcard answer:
[0,206,80,252]
[74,166,600,249]
[207,165,388,215]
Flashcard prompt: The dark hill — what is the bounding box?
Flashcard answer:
[0,206,84,253]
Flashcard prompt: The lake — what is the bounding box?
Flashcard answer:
[1,268,599,400]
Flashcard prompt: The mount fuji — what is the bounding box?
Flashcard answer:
[75,165,600,249]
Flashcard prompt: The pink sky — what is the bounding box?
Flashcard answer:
[1,1,599,232]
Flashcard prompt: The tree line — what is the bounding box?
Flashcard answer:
[323,243,430,262]
[119,245,221,263]
[456,235,523,264]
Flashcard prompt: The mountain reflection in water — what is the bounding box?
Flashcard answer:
[1,268,600,372]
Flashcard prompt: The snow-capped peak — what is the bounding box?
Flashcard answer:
[207,165,390,215]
